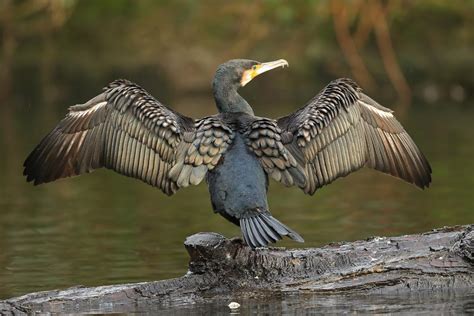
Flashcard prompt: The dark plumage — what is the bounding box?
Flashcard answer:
[23,59,432,249]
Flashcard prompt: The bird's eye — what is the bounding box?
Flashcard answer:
[252,65,257,70]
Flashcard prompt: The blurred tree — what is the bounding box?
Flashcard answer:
[0,0,472,112]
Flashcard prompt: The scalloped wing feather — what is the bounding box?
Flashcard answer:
[278,78,431,195]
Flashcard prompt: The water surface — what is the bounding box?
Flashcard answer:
[0,97,473,308]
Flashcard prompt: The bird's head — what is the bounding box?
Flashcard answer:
[212,59,289,114]
[214,59,289,89]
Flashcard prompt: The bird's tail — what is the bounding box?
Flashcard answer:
[240,211,304,249]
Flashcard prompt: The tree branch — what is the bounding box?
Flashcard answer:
[1,225,472,314]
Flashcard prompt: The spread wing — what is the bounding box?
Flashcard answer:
[23,79,233,195]
[277,78,432,195]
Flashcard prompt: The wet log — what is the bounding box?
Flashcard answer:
[1,225,473,314]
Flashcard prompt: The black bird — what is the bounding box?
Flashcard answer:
[23,59,431,248]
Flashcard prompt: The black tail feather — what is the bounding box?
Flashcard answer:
[240,212,304,249]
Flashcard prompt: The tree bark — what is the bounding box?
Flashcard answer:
[1,225,473,314]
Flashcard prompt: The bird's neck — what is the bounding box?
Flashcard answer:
[213,81,254,115]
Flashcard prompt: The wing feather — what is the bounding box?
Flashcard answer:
[24,80,233,195]
[277,78,431,195]
[243,117,306,188]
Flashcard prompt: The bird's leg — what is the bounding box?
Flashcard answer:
[230,236,271,250]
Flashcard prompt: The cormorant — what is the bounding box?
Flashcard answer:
[23,59,432,248]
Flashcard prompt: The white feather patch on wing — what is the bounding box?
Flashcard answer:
[359,100,393,118]
[70,101,107,117]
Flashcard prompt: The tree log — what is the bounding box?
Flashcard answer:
[1,225,473,314]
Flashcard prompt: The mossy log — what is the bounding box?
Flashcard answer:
[1,225,473,314]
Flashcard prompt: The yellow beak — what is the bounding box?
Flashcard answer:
[240,59,289,87]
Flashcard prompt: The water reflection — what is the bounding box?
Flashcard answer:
[151,291,474,315]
